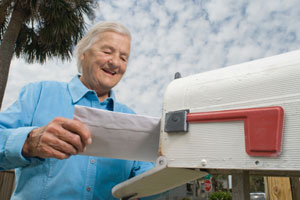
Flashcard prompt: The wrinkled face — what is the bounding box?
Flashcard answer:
[80,31,130,99]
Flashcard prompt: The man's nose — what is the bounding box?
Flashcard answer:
[108,55,121,68]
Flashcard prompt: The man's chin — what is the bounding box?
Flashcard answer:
[97,83,118,92]
[101,79,121,89]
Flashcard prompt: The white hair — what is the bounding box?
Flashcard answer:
[75,21,131,74]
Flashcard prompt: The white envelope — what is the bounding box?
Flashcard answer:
[73,105,161,162]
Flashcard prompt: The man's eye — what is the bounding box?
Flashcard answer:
[121,57,127,62]
[102,49,112,54]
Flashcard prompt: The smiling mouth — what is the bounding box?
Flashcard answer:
[102,68,116,75]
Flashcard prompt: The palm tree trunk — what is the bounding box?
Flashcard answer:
[0,5,26,199]
[0,3,26,109]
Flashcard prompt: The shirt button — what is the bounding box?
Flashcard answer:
[87,187,91,192]
[90,159,95,164]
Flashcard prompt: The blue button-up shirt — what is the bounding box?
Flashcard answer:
[0,76,155,200]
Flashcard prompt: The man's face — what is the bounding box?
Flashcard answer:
[80,31,130,98]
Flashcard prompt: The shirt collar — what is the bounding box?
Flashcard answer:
[68,75,116,105]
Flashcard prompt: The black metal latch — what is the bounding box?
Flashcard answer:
[164,109,189,133]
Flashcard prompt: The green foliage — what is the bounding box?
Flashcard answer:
[209,191,232,200]
[0,0,11,39]
[0,0,98,63]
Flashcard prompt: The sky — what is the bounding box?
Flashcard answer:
[3,0,300,117]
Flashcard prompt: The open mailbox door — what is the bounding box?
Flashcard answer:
[112,50,300,199]
[112,156,208,199]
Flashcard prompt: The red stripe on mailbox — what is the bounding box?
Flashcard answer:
[186,106,284,157]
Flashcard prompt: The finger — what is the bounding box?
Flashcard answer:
[45,118,85,152]
[60,118,92,146]
[41,133,78,155]
[35,136,71,160]
[50,138,78,155]
[41,145,71,160]
[54,125,85,152]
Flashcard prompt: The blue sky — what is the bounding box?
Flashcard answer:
[3,0,300,117]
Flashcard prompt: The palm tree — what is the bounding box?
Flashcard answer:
[0,0,98,108]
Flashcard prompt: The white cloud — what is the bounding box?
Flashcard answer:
[3,0,300,118]
[2,58,77,109]
[204,0,233,22]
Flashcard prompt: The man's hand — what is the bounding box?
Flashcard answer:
[22,117,92,159]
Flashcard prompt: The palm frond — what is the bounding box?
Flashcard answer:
[14,0,98,63]
[0,0,14,40]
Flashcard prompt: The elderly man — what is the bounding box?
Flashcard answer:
[0,22,155,199]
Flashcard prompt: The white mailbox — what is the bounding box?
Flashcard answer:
[113,50,300,199]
